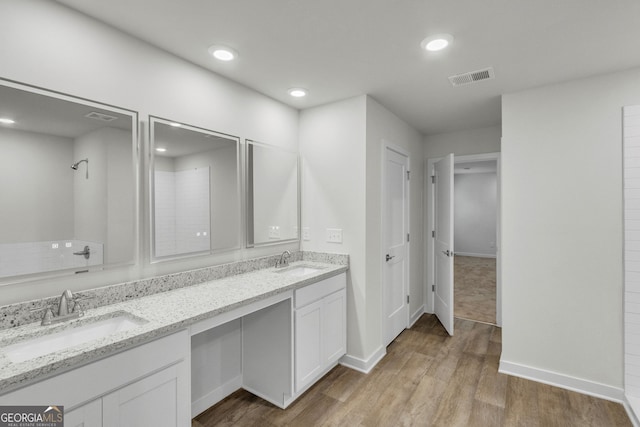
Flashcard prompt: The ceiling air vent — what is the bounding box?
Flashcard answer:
[84,111,118,122]
[448,67,495,87]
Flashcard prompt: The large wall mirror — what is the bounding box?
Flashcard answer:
[246,140,299,247]
[150,117,241,260]
[0,79,138,283]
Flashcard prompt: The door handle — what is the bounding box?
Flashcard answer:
[442,250,451,257]
[385,254,395,262]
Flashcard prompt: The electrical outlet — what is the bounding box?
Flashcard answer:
[326,228,343,243]
[302,227,310,241]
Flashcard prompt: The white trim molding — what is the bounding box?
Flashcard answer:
[499,359,625,403]
[454,252,496,258]
[624,395,640,427]
[340,347,386,374]
[410,305,425,327]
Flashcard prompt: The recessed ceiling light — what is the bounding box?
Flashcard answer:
[0,118,15,124]
[288,88,307,98]
[156,147,167,152]
[208,45,237,61]
[421,34,454,52]
[169,122,182,128]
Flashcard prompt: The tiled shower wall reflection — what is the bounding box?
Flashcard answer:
[155,168,210,257]
[0,240,104,278]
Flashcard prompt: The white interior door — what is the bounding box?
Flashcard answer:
[434,154,454,335]
[383,146,409,346]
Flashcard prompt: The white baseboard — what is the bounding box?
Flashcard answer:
[340,346,386,374]
[191,375,242,417]
[455,252,496,258]
[499,359,624,403]
[410,305,425,327]
[625,395,640,427]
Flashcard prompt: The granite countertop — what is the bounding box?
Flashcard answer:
[0,261,347,394]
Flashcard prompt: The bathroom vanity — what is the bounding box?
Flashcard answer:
[0,260,347,427]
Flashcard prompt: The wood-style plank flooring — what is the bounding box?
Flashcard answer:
[193,315,631,426]
[455,256,496,325]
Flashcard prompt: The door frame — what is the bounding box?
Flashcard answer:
[381,141,411,345]
[425,152,502,326]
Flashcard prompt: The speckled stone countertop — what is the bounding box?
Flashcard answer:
[0,260,347,395]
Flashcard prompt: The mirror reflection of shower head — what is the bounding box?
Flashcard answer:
[71,158,89,179]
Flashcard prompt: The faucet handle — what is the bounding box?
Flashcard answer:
[71,295,93,315]
[30,307,54,326]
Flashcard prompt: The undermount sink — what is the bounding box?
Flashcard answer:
[2,312,146,363]
[276,264,325,277]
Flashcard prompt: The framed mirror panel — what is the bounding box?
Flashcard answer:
[0,79,138,283]
[246,140,299,247]
[150,117,241,261]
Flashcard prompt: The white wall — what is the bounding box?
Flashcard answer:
[0,0,298,304]
[0,128,74,242]
[74,127,133,265]
[365,96,424,341]
[300,95,368,359]
[454,172,497,257]
[299,95,423,366]
[501,67,640,394]
[623,105,640,405]
[424,125,501,159]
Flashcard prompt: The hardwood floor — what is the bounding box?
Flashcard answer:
[455,256,496,324]
[193,315,631,427]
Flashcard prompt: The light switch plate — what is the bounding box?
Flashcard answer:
[302,227,310,241]
[326,228,343,243]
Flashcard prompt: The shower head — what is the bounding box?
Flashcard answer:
[71,159,89,179]
[71,159,88,170]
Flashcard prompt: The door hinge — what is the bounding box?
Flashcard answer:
[406,295,410,304]
[407,170,410,180]
[432,230,435,238]
[407,233,410,242]
[432,284,435,292]
[431,175,436,184]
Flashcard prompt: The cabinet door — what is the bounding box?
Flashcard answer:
[102,364,182,427]
[65,399,102,427]
[295,299,323,393]
[324,289,347,365]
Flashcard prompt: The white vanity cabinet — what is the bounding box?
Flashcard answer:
[0,330,190,427]
[294,272,346,393]
[65,399,102,426]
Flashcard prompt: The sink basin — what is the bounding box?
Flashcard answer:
[2,313,146,363]
[276,265,325,277]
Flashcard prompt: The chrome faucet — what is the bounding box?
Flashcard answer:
[32,289,88,326]
[275,250,291,268]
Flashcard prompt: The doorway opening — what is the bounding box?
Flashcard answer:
[426,152,501,333]
[453,159,498,325]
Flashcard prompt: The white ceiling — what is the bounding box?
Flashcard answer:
[154,122,236,158]
[0,84,132,138]
[56,0,640,135]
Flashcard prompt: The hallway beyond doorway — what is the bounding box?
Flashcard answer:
[454,255,496,324]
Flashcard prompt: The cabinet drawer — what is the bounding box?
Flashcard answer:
[295,273,346,309]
